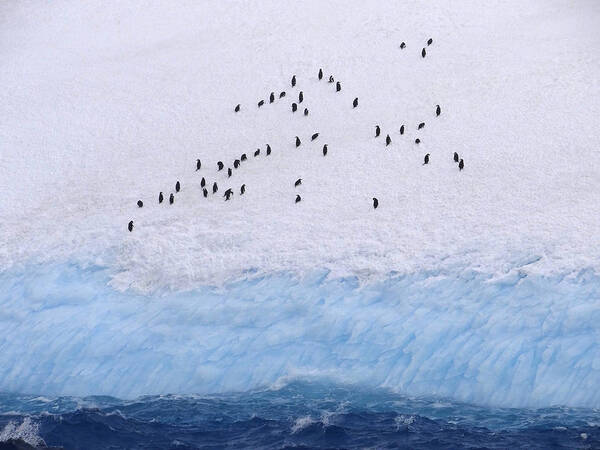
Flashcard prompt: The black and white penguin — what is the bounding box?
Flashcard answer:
[292,102,297,112]
[353,97,358,108]
[400,124,405,135]
[454,152,459,163]
[228,168,232,178]
[258,100,265,107]
[418,122,425,130]
[254,148,260,157]
[234,159,240,169]
[137,200,143,208]
[212,182,218,194]
[280,91,286,98]
[328,75,334,83]
[159,192,164,203]
[427,38,433,46]
[299,91,303,103]
[270,92,275,103]
[319,68,323,79]
[386,134,391,146]
[323,144,328,156]
[372,198,378,209]
[201,177,206,188]
[291,75,296,87]
[218,161,224,171]
[128,220,134,232]
[400,42,406,49]
[424,153,430,165]
[311,133,319,141]
[304,108,309,116]
[422,48,426,58]
[266,144,271,155]
[436,104,441,116]
[175,181,181,192]
[459,159,464,171]
[336,81,341,92]
[235,104,240,112]
[196,159,201,171]
[295,194,301,203]
[240,184,246,195]
[375,125,381,137]
[415,138,421,144]
[203,188,208,198]
[295,178,302,187]
[169,193,174,204]
[296,136,301,147]
[224,188,233,201]
[241,153,247,161]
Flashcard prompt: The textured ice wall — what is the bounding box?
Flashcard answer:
[1,264,598,408]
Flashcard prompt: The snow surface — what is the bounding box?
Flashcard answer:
[1,0,600,408]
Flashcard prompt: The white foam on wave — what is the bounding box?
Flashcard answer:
[0,417,45,447]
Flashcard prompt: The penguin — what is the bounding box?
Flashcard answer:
[299,91,303,103]
[400,124,405,135]
[418,122,425,130]
[128,220,134,232]
[318,68,323,79]
[218,161,224,171]
[258,100,265,107]
[196,159,201,171]
[386,134,391,146]
[292,103,298,112]
[353,97,358,108]
[228,168,232,178]
[241,153,247,161]
[328,75,334,83]
[212,182,218,194]
[336,81,341,92]
[323,144,328,156]
[280,91,286,98]
[137,200,143,208]
[295,194,301,203]
[304,108,309,116]
[427,38,433,46]
[201,177,206,188]
[422,48,426,58]
[375,125,381,137]
[176,181,181,192]
[295,178,302,187]
[400,42,406,49]
[296,136,301,147]
[436,104,441,116]
[291,75,296,87]
[415,138,421,144]
[235,104,240,112]
[169,193,174,204]
[266,144,271,155]
[424,153,430,165]
[203,188,208,198]
[459,159,464,171]
[372,198,378,209]
[454,152,459,163]
[254,148,260,157]
[224,189,233,201]
[270,92,275,103]
[311,133,319,141]
[240,184,246,195]
[234,159,240,169]
[159,192,164,203]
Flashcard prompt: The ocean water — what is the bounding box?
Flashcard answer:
[1,381,599,449]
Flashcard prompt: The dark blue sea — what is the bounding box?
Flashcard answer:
[0,381,598,449]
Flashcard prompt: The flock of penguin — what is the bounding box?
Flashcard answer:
[128,37,464,232]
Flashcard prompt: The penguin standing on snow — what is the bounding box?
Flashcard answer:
[266,144,271,155]
[291,75,296,87]
[235,104,240,112]
[311,133,319,141]
[304,108,309,116]
[295,178,302,187]
[240,184,246,195]
[128,221,134,232]
[258,100,265,107]
[169,193,174,204]
[234,159,240,169]
[329,75,334,83]
[415,138,421,144]
[228,168,232,178]
[372,198,378,209]
[322,144,328,156]
[422,48,426,58]
[159,192,164,203]
[427,38,433,46]
[201,177,206,188]
[212,182,218,194]
[353,97,358,108]
[459,159,464,171]
[319,68,323,79]
[224,188,233,201]
[137,200,143,208]
[386,134,391,146]
[436,104,441,116]
[336,81,341,92]
[423,153,430,165]
[299,91,304,103]
[453,152,459,163]
[400,125,405,135]
[375,125,381,137]
[400,42,406,49]
[292,103,297,112]
[280,91,286,98]
[175,181,181,192]
[196,159,201,171]
[296,136,301,147]
[203,188,208,198]
[241,153,247,161]
[295,194,301,203]
[418,122,425,130]
[270,92,275,103]
[217,161,224,171]
[254,148,260,157]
